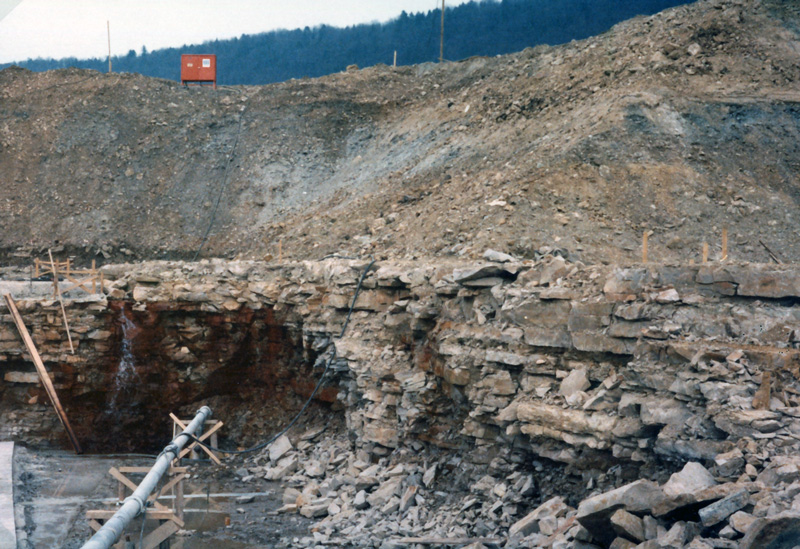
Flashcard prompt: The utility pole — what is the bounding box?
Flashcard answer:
[107,21,112,73]
[439,0,445,63]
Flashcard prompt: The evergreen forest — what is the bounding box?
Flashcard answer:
[2,0,693,85]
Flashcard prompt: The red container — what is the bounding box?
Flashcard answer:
[181,54,217,88]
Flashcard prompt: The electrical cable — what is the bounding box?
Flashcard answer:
[182,257,376,456]
[191,106,247,261]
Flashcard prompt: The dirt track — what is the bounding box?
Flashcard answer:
[1,0,799,267]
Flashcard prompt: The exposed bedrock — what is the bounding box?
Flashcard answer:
[2,257,799,478]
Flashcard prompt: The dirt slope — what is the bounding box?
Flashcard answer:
[1,0,799,265]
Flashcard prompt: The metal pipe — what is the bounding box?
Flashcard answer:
[80,406,213,549]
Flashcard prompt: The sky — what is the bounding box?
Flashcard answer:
[0,0,470,64]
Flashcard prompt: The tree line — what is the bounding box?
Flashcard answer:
[3,0,692,85]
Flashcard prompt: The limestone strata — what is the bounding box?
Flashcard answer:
[2,258,800,472]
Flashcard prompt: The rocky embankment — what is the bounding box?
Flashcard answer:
[2,0,800,265]
[3,255,800,546]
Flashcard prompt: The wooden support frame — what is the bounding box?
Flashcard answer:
[87,461,187,549]
[3,294,82,453]
[171,413,223,465]
[721,227,728,262]
[33,256,104,296]
[87,513,181,549]
[48,249,74,354]
[107,467,189,513]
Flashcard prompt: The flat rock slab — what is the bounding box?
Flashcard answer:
[0,442,15,549]
[577,480,666,545]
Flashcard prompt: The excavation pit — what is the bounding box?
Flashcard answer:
[0,295,336,455]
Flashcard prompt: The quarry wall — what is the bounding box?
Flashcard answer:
[1,257,799,479]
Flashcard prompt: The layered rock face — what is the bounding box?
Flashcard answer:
[0,282,308,452]
[2,257,798,473]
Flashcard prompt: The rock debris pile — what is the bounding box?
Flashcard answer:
[1,0,800,265]
[224,425,800,548]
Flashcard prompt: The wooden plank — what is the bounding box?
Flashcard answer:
[178,421,223,464]
[722,227,728,261]
[171,415,220,426]
[88,519,103,532]
[108,467,138,493]
[642,230,650,263]
[170,414,187,430]
[61,274,96,295]
[172,414,223,464]
[117,466,187,474]
[3,294,82,454]
[86,509,180,522]
[108,468,168,510]
[49,250,74,354]
[702,242,709,263]
[158,473,186,499]
[141,520,180,549]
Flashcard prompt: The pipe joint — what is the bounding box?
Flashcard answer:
[122,495,146,517]
[162,442,179,457]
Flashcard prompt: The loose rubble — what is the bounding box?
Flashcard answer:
[222,425,800,548]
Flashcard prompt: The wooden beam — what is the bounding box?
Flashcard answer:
[141,520,180,549]
[108,467,169,510]
[177,421,223,463]
[642,230,649,263]
[86,509,182,524]
[158,472,187,499]
[49,249,74,354]
[171,413,223,464]
[118,466,187,474]
[60,274,96,295]
[3,294,82,454]
[721,227,728,261]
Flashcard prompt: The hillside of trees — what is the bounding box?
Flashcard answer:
[3,0,693,85]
